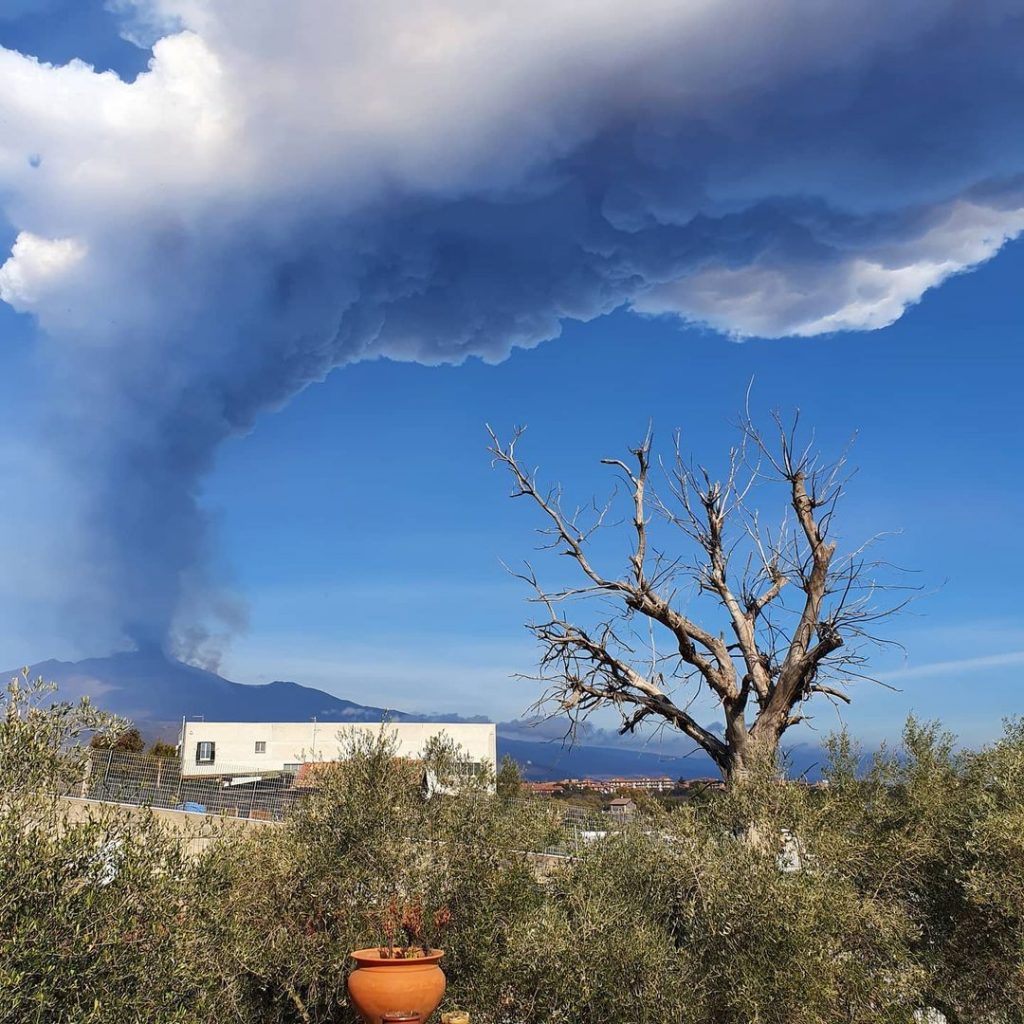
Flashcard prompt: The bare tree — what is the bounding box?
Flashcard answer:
[489,413,906,782]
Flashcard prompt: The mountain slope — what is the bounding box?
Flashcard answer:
[8,649,411,728]
[497,736,714,780]
[8,651,826,780]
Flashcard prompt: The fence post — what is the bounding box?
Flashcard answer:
[79,751,92,798]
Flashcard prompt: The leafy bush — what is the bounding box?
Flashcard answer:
[0,675,222,1023]
[1,670,118,798]
[3,673,1024,1023]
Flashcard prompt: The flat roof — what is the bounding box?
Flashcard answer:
[183,720,494,725]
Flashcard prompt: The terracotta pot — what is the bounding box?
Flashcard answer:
[347,948,446,1024]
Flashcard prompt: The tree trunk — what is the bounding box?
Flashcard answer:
[723,727,782,783]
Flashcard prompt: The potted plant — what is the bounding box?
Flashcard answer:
[347,897,451,1024]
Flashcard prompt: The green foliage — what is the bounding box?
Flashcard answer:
[1,670,121,798]
[90,725,146,752]
[0,805,222,1023]
[0,673,222,1023]
[495,754,523,800]
[4,675,1024,1023]
[199,727,560,1022]
[149,739,179,758]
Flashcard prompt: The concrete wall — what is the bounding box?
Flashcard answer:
[60,797,275,857]
[180,720,497,778]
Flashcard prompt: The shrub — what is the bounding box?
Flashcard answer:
[149,739,179,758]
[90,725,145,753]
[4,671,1024,1023]
[200,727,559,1023]
[0,674,223,1023]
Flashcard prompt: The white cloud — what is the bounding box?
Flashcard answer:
[0,232,86,310]
[637,201,1024,337]
[880,651,1024,684]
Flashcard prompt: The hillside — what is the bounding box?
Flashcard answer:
[6,649,412,731]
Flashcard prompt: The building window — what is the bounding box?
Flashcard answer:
[254,740,266,754]
[196,741,215,765]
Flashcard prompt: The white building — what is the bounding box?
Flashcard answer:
[178,719,497,779]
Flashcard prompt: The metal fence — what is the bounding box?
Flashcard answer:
[74,749,302,822]
[71,750,621,858]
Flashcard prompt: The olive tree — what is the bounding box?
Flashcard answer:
[0,673,222,1023]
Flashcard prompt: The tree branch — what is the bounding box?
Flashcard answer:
[491,426,736,700]
[529,615,730,767]
[492,411,903,779]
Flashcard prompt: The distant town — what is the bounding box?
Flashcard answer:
[525,775,705,796]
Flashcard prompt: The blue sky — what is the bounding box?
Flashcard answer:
[197,238,1024,745]
[1,2,1023,752]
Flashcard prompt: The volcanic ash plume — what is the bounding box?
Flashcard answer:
[1,0,1023,653]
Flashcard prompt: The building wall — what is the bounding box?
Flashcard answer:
[179,720,497,778]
